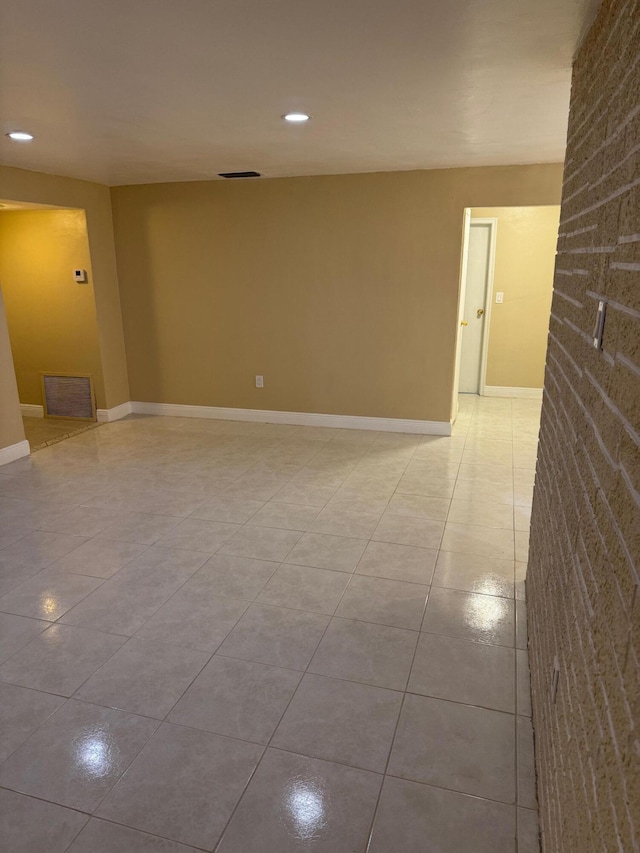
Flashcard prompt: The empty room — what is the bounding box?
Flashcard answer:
[0,1,638,851]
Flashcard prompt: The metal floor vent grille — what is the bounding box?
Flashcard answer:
[42,373,96,421]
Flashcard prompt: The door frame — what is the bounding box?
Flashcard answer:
[454,213,498,401]
[472,217,498,396]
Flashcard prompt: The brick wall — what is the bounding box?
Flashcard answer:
[527,1,640,850]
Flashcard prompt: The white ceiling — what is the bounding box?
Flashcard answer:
[0,0,600,187]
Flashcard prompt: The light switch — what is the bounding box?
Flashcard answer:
[495,292,504,304]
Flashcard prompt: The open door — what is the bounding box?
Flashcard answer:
[451,208,471,421]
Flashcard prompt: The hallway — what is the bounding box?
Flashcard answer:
[0,395,539,852]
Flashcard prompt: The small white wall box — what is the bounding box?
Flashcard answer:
[73,269,88,283]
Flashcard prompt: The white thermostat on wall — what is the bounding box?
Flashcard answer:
[73,269,87,283]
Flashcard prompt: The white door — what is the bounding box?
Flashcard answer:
[459,222,492,394]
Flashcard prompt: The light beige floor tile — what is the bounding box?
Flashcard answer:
[60,549,208,636]
[0,699,159,812]
[516,600,528,649]
[40,506,126,537]
[223,478,287,501]
[75,637,209,718]
[355,541,437,584]
[67,819,200,853]
[518,807,541,853]
[515,561,527,600]
[0,624,126,696]
[326,489,391,515]
[310,507,380,538]
[0,788,88,853]
[448,499,514,529]
[135,587,249,652]
[98,512,183,545]
[458,463,514,486]
[422,587,515,647]
[386,492,450,521]
[257,563,351,614]
[395,474,456,498]
[404,460,460,480]
[0,570,104,621]
[0,612,49,663]
[96,722,263,850]
[189,495,264,523]
[441,522,514,559]
[309,617,418,690]
[515,506,533,533]
[272,672,402,772]
[51,538,148,578]
[516,530,530,563]
[453,478,515,505]
[373,513,444,549]
[285,531,367,573]
[217,603,330,670]
[517,649,532,716]
[187,554,278,599]
[0,682,65,763]
[216,748,381,853]
[168,655,301,744]
[272,481,337,506]
[157,518,241,553]
[0,531,88,570]
[517,715,537,808]
[218,525,302,561]
[250,501,321,531]
[388,694,516,803]
[433,551,515,598]
[336,574,428,630]
[368,776,516,853]
[408,632,515,712]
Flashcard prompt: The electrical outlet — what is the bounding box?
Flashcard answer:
[255,375,264,388]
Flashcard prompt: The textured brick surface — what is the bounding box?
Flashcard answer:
[528,1,640,850]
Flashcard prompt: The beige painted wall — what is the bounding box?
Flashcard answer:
[0,165,129,412]
[0,209,104,408]
[472,205,560,388]
[111,164,563,423]
[0,288,25,450]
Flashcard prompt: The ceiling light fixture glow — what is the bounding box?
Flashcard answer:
[7,131,34,141]
[283,113,310,123]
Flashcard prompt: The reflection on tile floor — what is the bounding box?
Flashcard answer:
[0,395,540,852]
[22,416,102,452]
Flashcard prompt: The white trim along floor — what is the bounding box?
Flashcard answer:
[0,394,540,852]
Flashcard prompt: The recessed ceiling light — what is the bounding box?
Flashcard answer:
[6,131,34,142]
[283,113,310,123]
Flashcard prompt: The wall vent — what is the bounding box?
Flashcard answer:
[218,171,261,178]
[41,373,96,421]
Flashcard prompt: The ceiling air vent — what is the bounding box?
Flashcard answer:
[41,373,96,421]
[218,171,261,178]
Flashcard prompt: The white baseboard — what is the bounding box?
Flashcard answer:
[0,439,31,467]
[97,401,133,423]
[130,401,451,435]
[482,386,543,400]
[20,404,44,418]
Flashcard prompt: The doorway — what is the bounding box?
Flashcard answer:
[453,205,560,407]
[0,200,105,451]
[458,219,496,394]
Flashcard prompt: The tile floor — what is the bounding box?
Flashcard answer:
[0,395,541,852]
[22,416,102,452]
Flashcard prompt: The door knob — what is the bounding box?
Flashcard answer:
[477,308,484,318]
[461,321,468,326]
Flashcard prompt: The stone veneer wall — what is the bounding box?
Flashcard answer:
[527,0,640,850]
